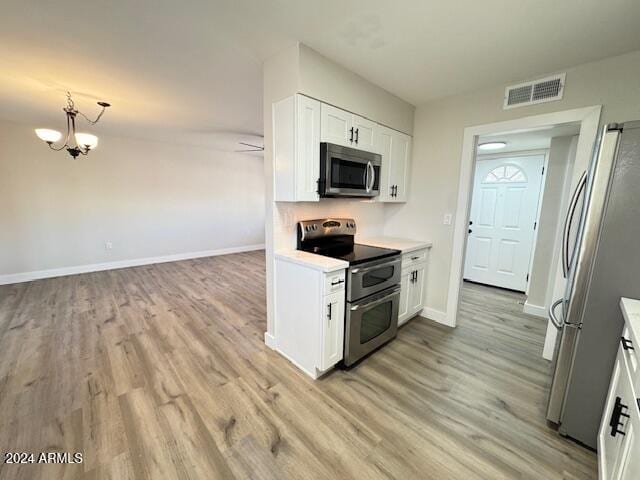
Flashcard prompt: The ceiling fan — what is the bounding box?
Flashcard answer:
[235,141,264,153]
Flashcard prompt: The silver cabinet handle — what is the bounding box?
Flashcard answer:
[562,171,587,278]
[548,298,563,329]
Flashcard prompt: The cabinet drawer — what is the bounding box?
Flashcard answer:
[324,270,346,294]
[402,249,428,268]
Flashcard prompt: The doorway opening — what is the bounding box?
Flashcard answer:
[445,106,601,360]
[463,145,547,293]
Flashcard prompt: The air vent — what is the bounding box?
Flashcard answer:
[504,73,565,109]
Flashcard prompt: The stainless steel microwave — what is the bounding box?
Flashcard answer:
[319,143,381,198]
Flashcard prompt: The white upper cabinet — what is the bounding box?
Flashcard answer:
[273,94,321,202]
[320,104,379,152]
[352,115,377,152]
[320,103,353,148]
[375,125,411,203]
[273,95,410,203]
[391,131,411,202]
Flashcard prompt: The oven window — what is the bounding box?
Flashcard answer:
[362,265,395,288]
[330,157,367,189]
[360,301,392,344]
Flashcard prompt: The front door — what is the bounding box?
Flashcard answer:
[464,155,544,291]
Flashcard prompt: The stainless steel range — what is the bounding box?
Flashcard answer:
[297,218,401,366]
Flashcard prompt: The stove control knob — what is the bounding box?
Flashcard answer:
[305,225,311,232]
[312,224,318,231]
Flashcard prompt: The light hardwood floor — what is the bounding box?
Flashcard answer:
[0,252,596,479]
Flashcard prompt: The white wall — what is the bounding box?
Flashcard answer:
[0,119,265,282]
[526,136,577,311]
[298,44,413,134]
[384,49,640,315]
[263,43,415,343]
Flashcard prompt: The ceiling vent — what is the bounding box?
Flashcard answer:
[503,73,565,109]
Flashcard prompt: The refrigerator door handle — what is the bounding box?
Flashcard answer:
[549,298,564,329]
[562,170,588,278]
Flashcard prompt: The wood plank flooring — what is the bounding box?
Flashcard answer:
[0,252,597,479]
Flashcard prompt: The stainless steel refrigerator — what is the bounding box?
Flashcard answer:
[546,121,640,449]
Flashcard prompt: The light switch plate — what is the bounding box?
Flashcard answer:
[443,213,453,225]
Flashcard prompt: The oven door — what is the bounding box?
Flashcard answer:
[320,143,380,197]
[344,286,400,366]
[348,256,401,301]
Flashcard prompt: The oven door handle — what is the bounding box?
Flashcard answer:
[350,258,401,275]
[350,287,401,311]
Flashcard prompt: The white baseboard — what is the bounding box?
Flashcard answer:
[421,307,453,327]
[264,332,276,349]
[0,244,265,286]
[523,301,547,318]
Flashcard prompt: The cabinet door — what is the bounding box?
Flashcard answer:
[398,269,411,325]
[598,345,640,480]
[321,104,353,147]
[374,125,394,202]
[620,402,640,480]
[352,115,377,152]
[296,95,321,201]
[320,291,345,371]
[409,263,426,316]
[391,131,411,202]
[615,366,638,480]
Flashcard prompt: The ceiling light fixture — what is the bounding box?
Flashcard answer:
[35,92,110,159]
[478,141,507,151]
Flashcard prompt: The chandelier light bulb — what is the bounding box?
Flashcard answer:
[74,132,99,150]
[35,128,62,144]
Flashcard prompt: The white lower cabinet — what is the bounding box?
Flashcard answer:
[274,256,346,378]
[321,291,345,371]
[399,269,411,322]
[598,303,640,480]
[398,248,429,326]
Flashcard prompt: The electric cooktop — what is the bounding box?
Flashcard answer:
[297,218,400,265]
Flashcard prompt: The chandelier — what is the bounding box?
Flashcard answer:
[35,92,111,158]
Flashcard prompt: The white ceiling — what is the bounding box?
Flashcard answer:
[479,124,581,154]
[2,0,640,144]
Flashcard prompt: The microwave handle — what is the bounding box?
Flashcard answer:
[365,161,374,193]
[362,163,369,192]
[367,161,375,192]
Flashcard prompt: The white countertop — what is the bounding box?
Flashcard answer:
[356,236,433,254]
[620,297,640,347]
[275,250,348,273]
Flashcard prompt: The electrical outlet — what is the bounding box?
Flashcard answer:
[443,213,453,226]
[105,241,113,250]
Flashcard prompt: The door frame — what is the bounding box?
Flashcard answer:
[466,149,549,293]
[445,105,601,327]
